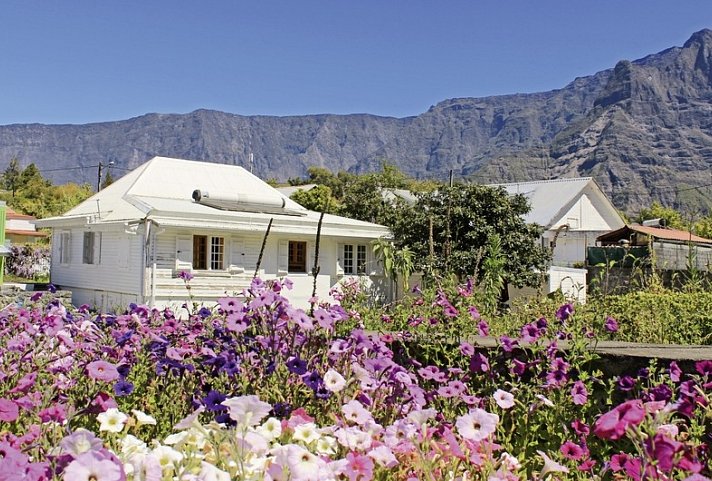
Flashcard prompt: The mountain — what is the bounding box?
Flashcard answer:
[2,29,712,213]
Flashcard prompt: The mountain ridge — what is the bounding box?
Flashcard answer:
[2,29,712,213]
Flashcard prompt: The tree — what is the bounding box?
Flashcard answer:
[290,185,340,213]
[390,183,550,289]
[101,169,115,189]
[2,157,21,198]
[637,202,684,229]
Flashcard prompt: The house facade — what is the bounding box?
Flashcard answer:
[37,157,391,311]
[5,207,47,244]
[492,178,625,302]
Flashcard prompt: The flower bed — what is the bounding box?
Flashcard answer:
[0,278,710,480]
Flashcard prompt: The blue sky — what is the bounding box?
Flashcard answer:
[1,1,710,125]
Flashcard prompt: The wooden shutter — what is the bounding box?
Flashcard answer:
[336,243,345,275]
[175,236,193,272]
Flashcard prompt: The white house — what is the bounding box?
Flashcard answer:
[491,178,625,302]
[37,157,391,311]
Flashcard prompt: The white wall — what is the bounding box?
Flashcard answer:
[49,226,143,311]
[148,229,387,309]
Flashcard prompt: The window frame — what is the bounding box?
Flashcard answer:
[192,234,225,271]
[288,240,307,273]
[343,243,368,275]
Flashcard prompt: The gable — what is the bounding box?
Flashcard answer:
[551,193,620,231]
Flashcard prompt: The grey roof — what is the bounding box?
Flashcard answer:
[489,178,597,227]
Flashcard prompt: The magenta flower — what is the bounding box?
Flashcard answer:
[0,398,19,422]
[560,440,584,460]
[38,405,67,423]
[86,361,120,382]
[593,399,645,440]
[645,433,682,472]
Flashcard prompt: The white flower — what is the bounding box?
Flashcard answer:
[163,431,188,445]
[368,445,398,468]
[292,422,321,445]
[152,445,184,469]
[121,434,148,457]
[536,394,555,407]
[315,436,337,456]
[493,389,515,409]
[538,450,569,477]
[499,451,521,470]
[406,408,437,427]
[455,408,499,442]
[287,445,324,481]
[132,409,157,427]
[256,417,282,442]
[196,461,231,481]
[97,408,128,433]
[341,400,372,425]
[222,395,272,426]
[323,369,347,392]
[63,452,122,481]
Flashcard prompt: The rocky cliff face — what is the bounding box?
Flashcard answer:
[2,30,712,213]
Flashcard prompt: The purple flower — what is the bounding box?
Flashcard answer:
[478,320,489,336]
[617,375,636,392]
[695,360,712,377]
[0,398,19,422]
[459,341,475,357]
[571,381,588,405]
[203,390,227,412]
[302,370,323,391]
[499,335,517,353]
[556,303,574,321]
[469,352,490,373]
[178,270,194,281]
[113,380,134,397]
[604,316,619,333]
[286,357,307,376]
[669,361,682,383]
[520,323,540,343]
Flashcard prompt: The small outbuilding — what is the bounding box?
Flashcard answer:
[37,156,391,311]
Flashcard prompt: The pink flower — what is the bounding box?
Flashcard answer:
[0,398,19,422]
[38,405,67,423]
[344,452,374,481]
[493,389,515,409]
[86,361,120,382]
[63,450,124,481]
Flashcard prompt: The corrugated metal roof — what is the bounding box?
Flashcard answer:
[489,178,594,227]
[598,225,712,245]
[37,157,390,238]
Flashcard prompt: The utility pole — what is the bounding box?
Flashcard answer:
[97,161,114,191]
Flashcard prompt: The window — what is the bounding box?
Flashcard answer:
[59,232,71,264]
[193,235,225,270]
[288,241,307,273]
[83,232,96,264]
[343,244,367,275]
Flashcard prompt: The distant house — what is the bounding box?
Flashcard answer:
[5,207,48,244]
[491,178,626,302]
[592,224,712,271]
[37,157,391,311]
